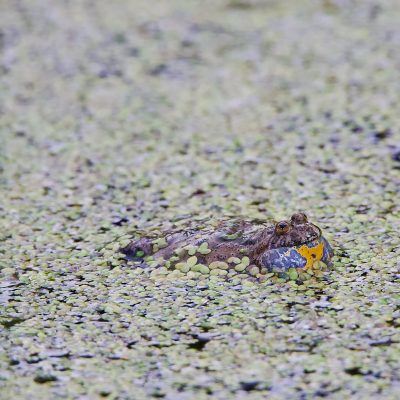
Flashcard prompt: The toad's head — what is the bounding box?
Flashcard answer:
[260,213,333,272]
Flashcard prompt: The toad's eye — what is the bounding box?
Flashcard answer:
[290,212,308,225]
[275,221,290,235]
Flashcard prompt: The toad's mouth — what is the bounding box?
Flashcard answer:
[260,236,333,272]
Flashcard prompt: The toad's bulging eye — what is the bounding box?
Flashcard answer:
[290,212,308,225]
[275,221,290,235]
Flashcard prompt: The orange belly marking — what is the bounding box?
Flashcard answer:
[297,241,324,270]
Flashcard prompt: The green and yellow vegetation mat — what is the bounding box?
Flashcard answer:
[1,1,399,399]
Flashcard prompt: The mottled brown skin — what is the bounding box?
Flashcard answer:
[121,213,322,269]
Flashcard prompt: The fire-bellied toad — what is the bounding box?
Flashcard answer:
[121,213,333,275]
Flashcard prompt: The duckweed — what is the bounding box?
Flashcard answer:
[1,1,399,399]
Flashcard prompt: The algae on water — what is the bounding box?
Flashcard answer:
[1,0,400,399]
